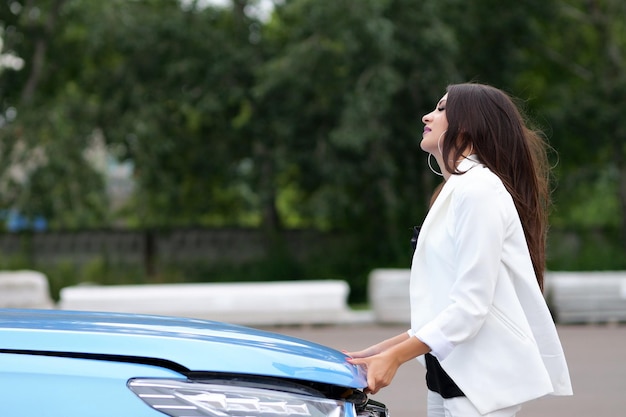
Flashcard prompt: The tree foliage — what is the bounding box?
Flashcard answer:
[0,0,108,228]
[539,0,626,244]
[1,0,624,270]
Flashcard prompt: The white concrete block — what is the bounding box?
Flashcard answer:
[0,270,55,309]
[59,280,354,326]
[546,271,626,324]
[368,268,626,325]
[368,269,411,324]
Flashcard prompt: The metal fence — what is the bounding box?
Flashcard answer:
[0,228,338,272]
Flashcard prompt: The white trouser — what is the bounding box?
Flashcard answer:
[427,390,522,417]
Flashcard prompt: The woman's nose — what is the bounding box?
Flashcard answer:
[422,112,431,124]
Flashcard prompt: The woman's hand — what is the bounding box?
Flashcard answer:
[344,333,431,395]
[346,351,400,394]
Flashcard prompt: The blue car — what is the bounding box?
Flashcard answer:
[0,309,387,417]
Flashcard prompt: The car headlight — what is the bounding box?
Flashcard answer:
[128,378,347,417]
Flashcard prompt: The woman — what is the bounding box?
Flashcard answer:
[346,83,572,417]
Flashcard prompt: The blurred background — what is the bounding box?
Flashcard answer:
[1,0,625,305]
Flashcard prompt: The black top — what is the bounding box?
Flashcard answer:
[424,353,465,398]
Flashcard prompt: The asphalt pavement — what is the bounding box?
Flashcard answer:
[267,323,626,417]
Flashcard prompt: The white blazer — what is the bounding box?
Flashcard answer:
[408,157,572,414]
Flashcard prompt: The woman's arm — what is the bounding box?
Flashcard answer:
[344,331,411,359]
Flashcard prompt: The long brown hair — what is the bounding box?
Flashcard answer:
[441,83,551,291]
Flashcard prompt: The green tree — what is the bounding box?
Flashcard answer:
[252,0,459,262]
[0,0,109,228]
[1,0,267,229]
[514,1,626,249]
[82,0,265,227]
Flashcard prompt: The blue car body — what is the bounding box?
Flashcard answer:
[0,309,383,417]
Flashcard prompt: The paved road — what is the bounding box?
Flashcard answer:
[267,323,626,417]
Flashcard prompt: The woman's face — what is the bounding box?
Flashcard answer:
[421,93,449,156]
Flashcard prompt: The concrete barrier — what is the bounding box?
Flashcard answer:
[368,269,411,324]
[368,268,626,325]
[545,271,626,324]
[59,280,358,326]
[0,270,55,309]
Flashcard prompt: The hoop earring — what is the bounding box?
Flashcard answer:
[428,153,443,176]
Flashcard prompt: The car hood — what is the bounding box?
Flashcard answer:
[0,309,367,388]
